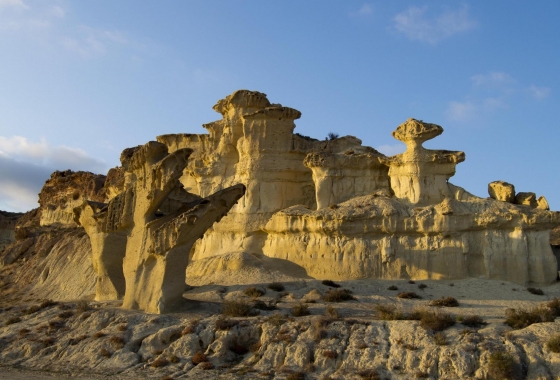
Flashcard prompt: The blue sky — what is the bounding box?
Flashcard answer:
[0,1,559,212]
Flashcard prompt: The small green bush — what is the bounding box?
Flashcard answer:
[292,303,310,317]
[267,282,285,292]
[429,297,459,307]
[487,351,515,380]
[322,280,341,288]
[323,289,355,302]
[546,334,560,353]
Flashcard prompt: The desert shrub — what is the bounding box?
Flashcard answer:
[18,328,30,336]
[25,305,41,315]
[48,319,64,329]
[415,372,429,378]
[292,303,310,317]
[69,335,88,345]
[199,361,214,370]
[325,305,339,319]
[322,350,338,359]
[75,300,91,313]
[357,369,380,380]
[487,351,515,379]
[151,357,169,368]
[286,371,306,380]
[387,285,398,291]
[546,334,560,353]
[109,335,125,349]
[268,282,285,292]
[169,354,180,363]
[408,280,416,284]
[411,309,455,332]
[547,298,560,316]
[93,332,106,339]
[374,304,406,320]
[322,280,341,288]
[432,332,447,346]
[311,318,328,341]
[323,289,355,302]
[461,315,486,327]
[5,316,21,325]
[429,297,459,307]
[265,313,288,327]
[244,287,265,298]
[58,311,74,319]
[253,300,277,311]
[222,300,253,317]
[42,337,56,346]
[215,316,236,330]
[397,292,422,299]
[182,325,195,335]
[118,324,127,331]
[504,306,554,329]
[192,351,208,365]
[527,287,544,295]
[40,299,57,309]
[99,348,112,358]
[418,284,427,289]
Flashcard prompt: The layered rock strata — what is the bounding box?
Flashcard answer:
[75,141,246,313]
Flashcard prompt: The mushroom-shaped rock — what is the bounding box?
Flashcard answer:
[381,119,465,206]
[488,181,516,203]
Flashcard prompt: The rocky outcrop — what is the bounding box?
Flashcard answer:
[39,170,106,227]
[75,141,246,313]
[0,211,23,252]
[488,181,516,203]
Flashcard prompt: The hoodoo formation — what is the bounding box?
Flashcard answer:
[1,90,559,313]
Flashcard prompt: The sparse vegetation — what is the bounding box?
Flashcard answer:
[192,351,208,365]
[253,300,277,311]
[487,351,516,380]
[418,284,427,289]
[326,132,339,141]
[504,306,554,329]
[42,337,56,346]
[527,287,544,295]
[267,282,285,292]
[5,316,21,325]
[18,328,30,336]
[546,334,560,353]
[58,311,74,319]
[168,354,180,363]
[286,372,305,380]
[325,305,339,319]
[374,304,406,320]
[199,361,214,370]
[415,372,429,379]
[118,324,127,331]
[222,300,253,317]
[548,298,560,316]
[99,348,112,358]
[323,288,355,302]
[429,297,459,307]
[411,309,455,332]
[75,300,91,313]
[432,332,447,346]
[265,313,288,327]
[215,316,236,330]
[387,285,398,290]
[322,280,341,288]
[93,332,106,339]
[109,335,125,349]
[292,303,310,317]
[408,280,416,284]
[244,287,265,298]
[357,369,380,380]
[397,292,422,299]
[461,315,486,328]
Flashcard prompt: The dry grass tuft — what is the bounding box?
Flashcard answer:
[99,348,112,358]
[397,292,422,299]
[244,287,265,298]
[199,361,214,370]
[215,316,236,330]
[57,311,74,319]
[286,372,306,380]
[5,316,21,325]
[432,332,448,346]
[109,335,125,349]
[292,303,310,317]
[325,305,339,319]
[265,313,288,327]
[460,315,486,328]
[411,308,455,332]
[357,369,380,380]
[487,351,516,380]
[75,300,91,313]
[546,334,560,353]
[374,304,406,320]
[322,350,338,359]
[323,288,355,302]
[505,306,554,329]
[429,297,459,307]
[222,300,253,317]
[151,357,169,368]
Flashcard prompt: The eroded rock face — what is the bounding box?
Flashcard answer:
[39,170,106,227]
[488,180,516,203]
[0,211,23,252]
[75,141,246,313]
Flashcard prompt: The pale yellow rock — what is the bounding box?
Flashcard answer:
[537,195,550,210]
[515,192,538,208]
[488,180,515,203]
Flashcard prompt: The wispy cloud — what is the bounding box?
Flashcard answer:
[527,85,550,100]
[393,5,477,44]
[60,26,128,58]
[0,136,109,211]
[471,72,515,88]
[350,3,373,17]
[446,101,476,122]
[0,0,29,11]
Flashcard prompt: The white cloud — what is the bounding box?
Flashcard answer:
[60,26,128,58]
[393,5,477,44]
[446,101,476,122]
[483,97,508,110]
[471,72,515,87]
[0,0,29,11]
[0,136,109,212]
[527,85,550,100]
[376,144,405,156]
[350,4,373,17]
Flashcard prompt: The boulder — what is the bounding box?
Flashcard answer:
[515,192,538,208]
[488,181,515,203]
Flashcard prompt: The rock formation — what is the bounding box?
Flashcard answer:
[154,91,559,286]
[74,141,246,313]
